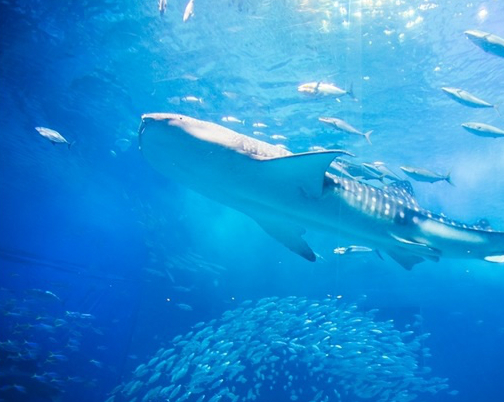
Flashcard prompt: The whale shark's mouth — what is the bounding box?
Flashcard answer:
[138,113,177,151]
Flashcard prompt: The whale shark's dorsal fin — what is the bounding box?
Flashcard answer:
[254,217,316,262]
[261,151,351,198]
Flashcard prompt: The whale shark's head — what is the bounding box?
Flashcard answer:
[139,112,259,186]
[139,113,199,148]
[139,113,210,179]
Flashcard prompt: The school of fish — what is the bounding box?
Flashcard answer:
[107,297,452,402]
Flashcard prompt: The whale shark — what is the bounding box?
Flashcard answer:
[139,113,504,269]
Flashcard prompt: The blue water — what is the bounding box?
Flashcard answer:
[1,1,504,401]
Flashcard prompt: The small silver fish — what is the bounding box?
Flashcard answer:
[334,246,374,255]
[319,117,373,144]
[441,87,499,113]
[270,134,287,140]
[331,160,380,181]
[181,96,203,103]
[183,0,194,22]
[400,166,452,185]
[298,82,355,100]
[177,303,193,311]
[221,116,244,124]
[361,163,383,180]
[158,0,167,15]
[28,288,61,302]
[362,161,401,181]
[89,359,103,368]
[465,29,504,58]
[35,127,73,148]
[461,122,504,138]
[252,122,268,128]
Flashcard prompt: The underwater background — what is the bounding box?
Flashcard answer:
[1,0,504,401]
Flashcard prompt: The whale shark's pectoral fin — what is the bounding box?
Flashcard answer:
[386,234,441,269]
[260,150,353,198]
[254,217,316,262]
[390,234,441,257]
[386,250,425,270]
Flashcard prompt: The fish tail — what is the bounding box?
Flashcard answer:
[446,171,455,186]
[495,103,501,116]
[347,83,358,101]
[364,130,373,145]
[68,141,75,150]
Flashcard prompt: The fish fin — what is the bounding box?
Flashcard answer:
[424,255,440,263]
[386,250,425,270]
[389,233,441,256]
[331,164,359,181]
[346,82,357,101]
[254,218,316,262]
[260,151,348,198]
[364,131,373,145]
[445,170,454,186]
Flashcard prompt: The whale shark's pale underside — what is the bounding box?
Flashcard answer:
[139,113,504,269]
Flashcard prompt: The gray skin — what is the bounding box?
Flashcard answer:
[139,113,504,269]
[319,117,373,144]
[330,160,382,182]
[465,29,504,58]
[370,162,402,181]
[461,122,504,138]
[441,87,499,113]
[400,166,452,185]
[35,127,73,148]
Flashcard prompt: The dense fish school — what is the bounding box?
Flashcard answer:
[108,297,451,402]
